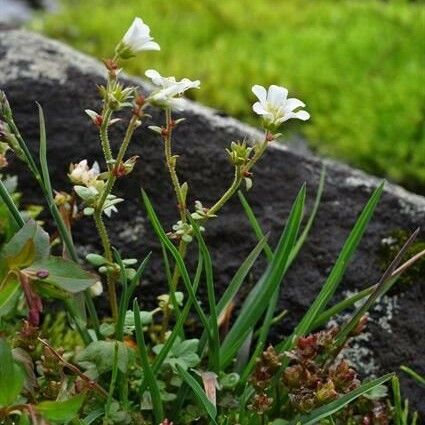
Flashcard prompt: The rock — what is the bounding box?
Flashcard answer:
[1,29,424,413]
[0,0,56,27]
[0,0,33,26]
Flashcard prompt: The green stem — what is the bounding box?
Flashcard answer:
[207,165,242,216]
[94,115,140,320]
[207,135,268,218]
[100,108,113,168]
[93,210,118,320]
[4,115,98,340]
[0,179,25,227]
[164,108,186,222]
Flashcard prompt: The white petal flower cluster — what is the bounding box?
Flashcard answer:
[121,17,160,54]
[69,160,123,217]
[252,84,310,128]
[145,69,200,109]
[69,160,100,187]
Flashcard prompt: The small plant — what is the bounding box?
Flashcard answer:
[0,16,423,425]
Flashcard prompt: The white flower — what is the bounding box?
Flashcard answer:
[120,17,160,55]
[90,281,103,297]
[69,160,100,186]
[145,69,200,109]
[252,84,310,128]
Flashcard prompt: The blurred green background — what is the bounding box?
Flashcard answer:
[32,0,425,192]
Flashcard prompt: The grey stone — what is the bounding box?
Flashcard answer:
[1,29,424,413]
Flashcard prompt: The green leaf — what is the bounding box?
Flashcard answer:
[278,182,384,353]
[220,185,306,368]
[190,217,220,372]
[238,167,325,381]
[392,376,403,425]
[141,190,209,333]
[400,365,425,387]
[36,394,85,422]
[216,234,269,318]
[133,300,164,423]
[23,256,97,293]
[76,341,130,377]
[0,275,21,317]
[1,220,50,269]
[177,365,217,424]
[0,178,25,228]
[289,374,393,425]
[0,337,24,407]
[82,407,104,425]
[153,337,200,372]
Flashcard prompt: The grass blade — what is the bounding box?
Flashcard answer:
[289,373,394,425]
[288,164,326,264]
[334,228,419,348]
[133,299,164,422]
[141,189,210,331]
[220,184,306,368]
[400,365,425,387]
[239,167,325,381]
[37,103,98,340]
[392,375,403,425]
[238,191,273,261]
[278,182,384,353]
[176,365,217,424]
[105,342,119,418]
[139,249,204,396]
[0,179,25,227]
[190,217,220,372]
[216,234,269,317]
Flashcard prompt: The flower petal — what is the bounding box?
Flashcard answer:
[252,102,268,116]
[140,41,161,51]
[252,85,267,104]
[284,110,310,122]
[145,69,163,85]
[285,98,306,112]
[267,85,288,105]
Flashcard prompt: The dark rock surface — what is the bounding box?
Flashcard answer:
[1,29,424,413]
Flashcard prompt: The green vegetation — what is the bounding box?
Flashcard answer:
[1,10,423,423]
[32,0,425,190]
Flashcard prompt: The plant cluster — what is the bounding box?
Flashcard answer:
[1,16,424,425]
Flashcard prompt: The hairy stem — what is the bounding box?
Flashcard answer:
[94,114,140,319]
[207,165,242,216]
[93,211,118,319]
[164,108,186,222]
[100,108,113,168]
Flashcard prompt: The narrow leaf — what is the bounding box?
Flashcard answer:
[278,182,384,353]
[220,185,306,367]
[289,374,393,425]
[133,299,164,422]
[177,365,217,424]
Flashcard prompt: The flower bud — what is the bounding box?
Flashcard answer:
[90,281,103,297]
[226,141,252,166]
[282,365,303,388]
[85,109,103,127]
[116,17,160,60]
[0,120,25,160]
[316,379,337,403]
[0,90,12,120]
[86,253,108,266]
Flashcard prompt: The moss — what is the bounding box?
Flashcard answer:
[379,229,425,289]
